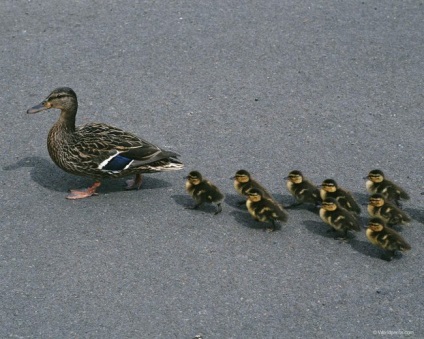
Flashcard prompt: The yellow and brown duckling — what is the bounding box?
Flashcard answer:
[366,217,411,261]
[320,179,361,215]
[27,87,183,199]
[367,193,411,227]
[232,169,273,205]
[246,188,288,232]
[319,198,361,239]
[364,169,410,207]
[285,170,321,208]
[185,171,224,215]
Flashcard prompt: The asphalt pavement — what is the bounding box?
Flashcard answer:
[1,1,423,338]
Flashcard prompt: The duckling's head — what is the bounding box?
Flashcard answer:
[285,170,303,184]
[186,171,203,185]
[366,169,385,183]
[234,169,251,183]
[369,193,385,207]
[367,217,385,232]
[320,179,338,192]
[27,87,77,114]
[320,197,339,211]
[247,188,263,202]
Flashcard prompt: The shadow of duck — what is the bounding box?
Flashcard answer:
[3,156,172,193]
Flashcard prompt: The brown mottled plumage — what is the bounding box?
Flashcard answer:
[27,87,183,199]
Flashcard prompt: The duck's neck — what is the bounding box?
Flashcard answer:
[56,102,78,133]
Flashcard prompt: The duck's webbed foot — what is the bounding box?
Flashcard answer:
[125,174,143,190]
[67,181,101,199]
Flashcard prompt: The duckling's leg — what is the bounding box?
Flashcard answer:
[334,230,349,241]
[214,203,223,215]
[265,220,277,232]
[271,220,281,231]
[67,181,101,199]
[125,174,143,190]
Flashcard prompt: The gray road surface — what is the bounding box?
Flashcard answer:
[1,1,423,338]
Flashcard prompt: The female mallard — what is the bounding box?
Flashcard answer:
[27,87,184,199]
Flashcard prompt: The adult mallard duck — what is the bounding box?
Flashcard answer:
[27,87,184,199]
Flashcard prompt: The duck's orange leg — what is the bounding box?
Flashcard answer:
[66,181,101,199]
[125,174,143,190]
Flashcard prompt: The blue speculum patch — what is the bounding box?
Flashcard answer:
[103,154,132,171]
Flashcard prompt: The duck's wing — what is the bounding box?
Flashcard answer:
[76,123,181,173]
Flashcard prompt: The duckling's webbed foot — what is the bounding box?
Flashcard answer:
[214,203,223,215]
[67,181,101,199]
[125,174,143,190]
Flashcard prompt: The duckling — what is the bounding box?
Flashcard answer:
[232,169,274,205]
[364,169,410,207]
[285,170,321,208]
[246,188,288,232]
[27,87,183,199]
[320,179,361,215]
[366,217,411,261]
[367,193,411,227]
[319,198,361,239]
[185,171,224,215]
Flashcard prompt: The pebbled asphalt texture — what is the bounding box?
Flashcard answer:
[1,1,423,338]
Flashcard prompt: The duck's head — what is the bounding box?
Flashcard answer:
[320,178,338,192]
[285,170,303,184]
[27,87,77,114]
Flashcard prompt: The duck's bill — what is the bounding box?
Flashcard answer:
[27,102,49,114]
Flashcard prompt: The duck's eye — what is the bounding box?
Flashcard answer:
[51,94,68,100]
